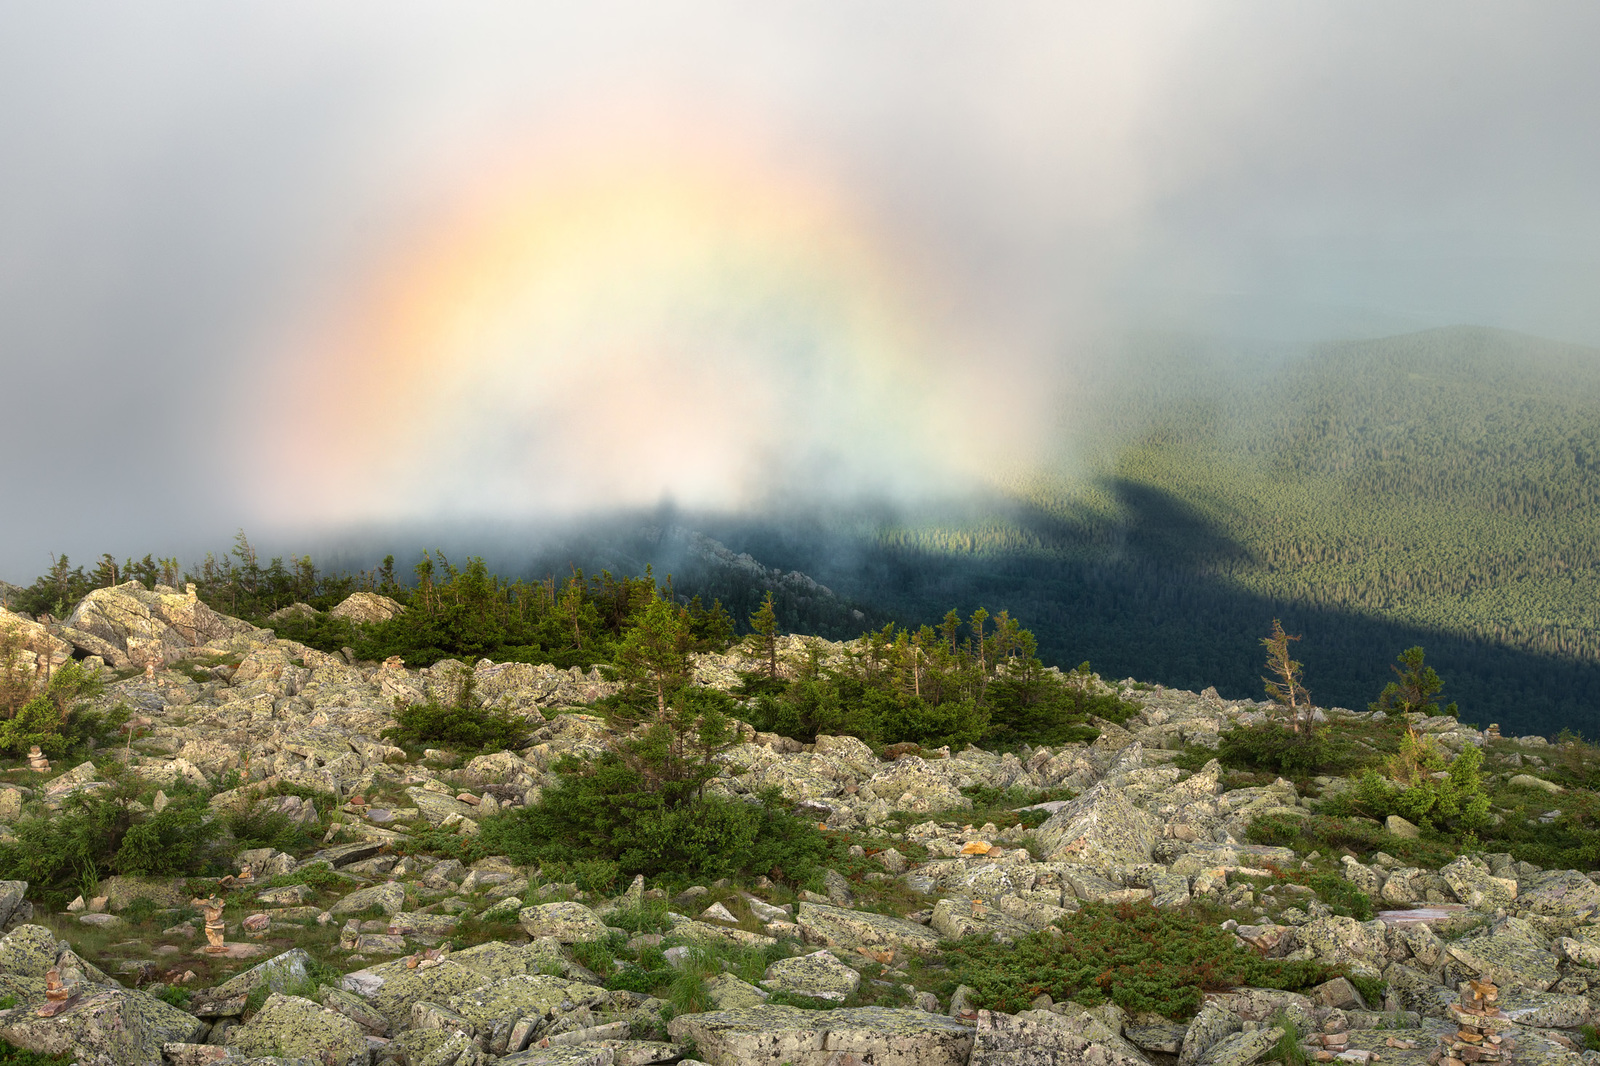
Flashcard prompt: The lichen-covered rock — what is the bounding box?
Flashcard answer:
[0,985,203,1066]
[1445,916,1560,991]
[1495,987,1593,1028]
[1178,1003,1243,1066]
[65,581,254,666]
[0,606,72,688]
[0,880,30,929]
[706,972,770,1009]
[1032,782,1159,870]
[796,902,942,957]
[519,901,612,943]
[445,973,606,1053]
[1196,1027,1285,1066]
[929,897,1037,942]
[1440,856,1518,910]
[969,1008,1155,1066]
[226,992,370,1065]
[329,880,407,916]
[1289,916,1387,975]
[408,786,480,826]
[0,923,58,1000]
[668,1005,975,1066]
[1517,870,1600,919]
[211,947,314,997]
[760,950,861,1003]
[328,592,406,625]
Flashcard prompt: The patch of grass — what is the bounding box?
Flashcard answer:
[1268,1009,1308,1066]
[1349,974,1387,1007]
[1580,1023,1600,1053]
[260,862,348,891]
[0,1039,75,1065]
[607,899,672,936]
[941,901,1342,1019]
[157,986,192,1008]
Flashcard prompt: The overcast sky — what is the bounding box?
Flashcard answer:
[3,2,1598,580]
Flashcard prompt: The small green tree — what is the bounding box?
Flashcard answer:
[1261,619,1311,731]
[746,591,780,680]
[0,661,103,757]
[1372,646,1456,718]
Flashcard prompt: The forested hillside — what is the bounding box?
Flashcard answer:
[707,326,1600,738]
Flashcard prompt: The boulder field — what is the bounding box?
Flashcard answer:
[0,583,1596,1066]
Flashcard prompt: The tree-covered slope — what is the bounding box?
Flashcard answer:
[740,326,1600,738]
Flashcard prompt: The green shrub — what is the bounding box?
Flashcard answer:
[0,1039,74,1065]
[222,805,320,855]
[0,662,106,757]
[942,901,1339,1018]
[1306,872,1375,921]
[1216,723,1355,778]
[605,965,674,994]
[478,755,829,886]
[1324,737,1490,833]
[157,986,192,1009]
[382,667,530,754]
[0,786,223,903]
[607,899,672,935]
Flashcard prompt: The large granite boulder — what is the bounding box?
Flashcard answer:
[970,1008,1155,1066]
[1032,783,1159,870]
[328,592,406,625]
[519,902,612,944]
[1518,870,1600,919]
[226,992,370,1065]
[0,928,203,1066]
[761,950,862,1003]
[1445,916,1560,991]
[796,902,942,957]
[64,582,254,666]
[668,1005,975,1066]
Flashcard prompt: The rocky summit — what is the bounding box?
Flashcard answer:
[2,582,1600,1066]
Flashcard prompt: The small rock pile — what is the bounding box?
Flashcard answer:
[1435,979,1514,1066]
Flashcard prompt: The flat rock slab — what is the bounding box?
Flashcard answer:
[761,950,862,1003]
[519,901,612,943]
[226,992,369,1066]
[1518,870,1600,918]
[500,1043,683,1065]
[795,902,942,957]
[194,942,269,960]
[972,1009,1156,1066]
[1376,906,1468,928]
[329,881,407,916]
[670,1005,974,1066]
[0,985,203,1066]
[1339,1027,1445,1066]
[446,973,607,1032]
[1446,917,1561,991]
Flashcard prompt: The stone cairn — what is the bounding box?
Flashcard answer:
[26,746,49,773]
[35,967,78,1018]
[1432,979,1513,1066]
[192,895,228,954]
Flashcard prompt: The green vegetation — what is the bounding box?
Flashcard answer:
[0,659,118,758]
[0,1039,74,1066]
[942,901,1338,1018]
[1372,647,1456,719]
[744,613,1134,751]
[381,666,531,753]
[803,326,1600,737]
[0,771,224,904]
[1325,731,1490,834]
